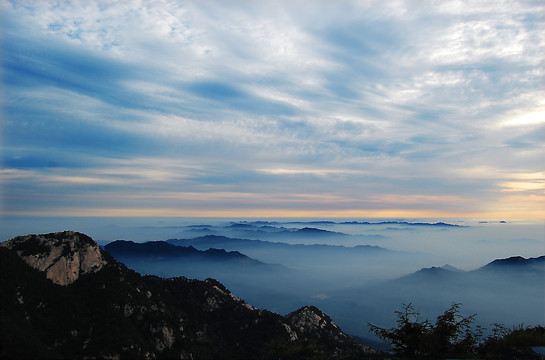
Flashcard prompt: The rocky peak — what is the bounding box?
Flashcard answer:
[286,305,341,336]
[1,231,377,359]
[285,305,375,354]
[0,231,108,285]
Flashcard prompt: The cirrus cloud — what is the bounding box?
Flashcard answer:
[1,0,544,218]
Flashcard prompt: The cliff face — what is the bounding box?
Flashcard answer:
[0,231,107,285]
[0,231,374,359]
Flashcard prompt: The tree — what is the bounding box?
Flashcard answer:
[369,303,545,359]
[368,303,480,359]
[478,323,545,360]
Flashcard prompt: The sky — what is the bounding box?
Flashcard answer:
[1,0,544,219]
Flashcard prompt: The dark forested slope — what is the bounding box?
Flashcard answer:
[0,231,374,359]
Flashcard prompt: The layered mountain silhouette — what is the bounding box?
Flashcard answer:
[397,255,545,283]
[105,240,269,266]
[230,220,464,227]
[167,234,391,262]
[476,255,545,274]
[318,255,545,337]
[176,224,384,243]
[0,231,375,359]
[104,239,287,280]
[382,254,544,280]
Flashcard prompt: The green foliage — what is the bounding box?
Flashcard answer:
[10,234,51,256]
[369,303,478,359]
[478,324,545,359]
[369,303,545,359]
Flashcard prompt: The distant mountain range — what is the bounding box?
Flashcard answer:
[179,225,372,243]
[2,229,542,359]
[400,255,545,281]
[167,234,391,261]
[105,233,545,338]
[0,231,374,359]
[105,240,267,266]
[321,255,545,337]
[175,221,463,243]
[164,234,405,283]
[101,236,413,321]
[231,220,465,227]
[477,255,545,273]
[104,239,286,279]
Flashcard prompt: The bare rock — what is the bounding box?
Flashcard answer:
[286,305,377,355]
[0,231,108,285]
[286,305,339,336]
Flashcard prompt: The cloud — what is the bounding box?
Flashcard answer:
[1,0,544,218]
[501,110,545,127]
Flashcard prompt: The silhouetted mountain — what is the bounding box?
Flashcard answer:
[178,222,385,244]
[164,235,413,302]
[396,255,545,282]
[441,264,464,272]
[337,221,466,227]
[165,234,399,282]
[476,255,545,274]
[226,225,351,242]
[167,234,390,256]
[103,239,286,281]
[239,220,464,227]
[402,265,459,280]
[105,240,263,265]
[184,227,215,234]
[168,234,269,250]
[295,227,347,237]
[0,231,375,359]
[318,255,545,338]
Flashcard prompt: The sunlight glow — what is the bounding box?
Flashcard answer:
[2,207,543,220]
[501,110,545,127]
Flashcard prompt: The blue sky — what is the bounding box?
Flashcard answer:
[1,0,544,218]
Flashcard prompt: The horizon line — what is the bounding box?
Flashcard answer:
[1,208,544,220]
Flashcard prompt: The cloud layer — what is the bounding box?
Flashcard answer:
[1,0,544,218]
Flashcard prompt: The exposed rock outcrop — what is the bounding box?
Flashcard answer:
[0,231,375,359]
[286,305,376,354]
[0,231,107,285]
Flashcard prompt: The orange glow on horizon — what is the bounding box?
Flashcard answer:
[2,207,544,220]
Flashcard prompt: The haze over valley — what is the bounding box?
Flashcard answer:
[12,217,539,343]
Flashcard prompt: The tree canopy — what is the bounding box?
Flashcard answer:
[368,303,545,359]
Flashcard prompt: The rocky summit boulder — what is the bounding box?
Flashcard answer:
[0,231,108,285]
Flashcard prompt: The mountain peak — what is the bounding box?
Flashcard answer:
[287,305,339,334]
[1,231,377,358]
[0,231,108,285]
[478,255,545,274]
[442,264,463,272]
[488,255,527,266]
[286,305,376,354]
[483,255,544,268]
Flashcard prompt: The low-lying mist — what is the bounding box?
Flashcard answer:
[2,217,543,341]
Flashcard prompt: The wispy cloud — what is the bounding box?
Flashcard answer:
[1,0,544,218]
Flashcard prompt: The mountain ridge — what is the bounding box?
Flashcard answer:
[167,234,391,253]
[0,231,374,359]
[105,239,265,265]
[476,255,545,273]
[399,255,545,281]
